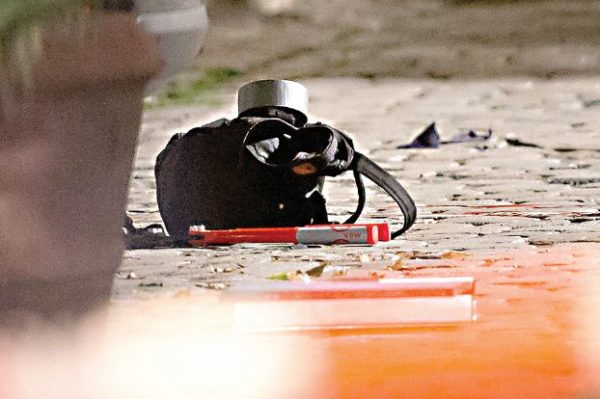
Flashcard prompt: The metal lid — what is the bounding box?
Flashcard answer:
[238,80,308,118]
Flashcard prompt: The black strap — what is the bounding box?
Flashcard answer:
[343,169,366,225]
[349,152,417,238]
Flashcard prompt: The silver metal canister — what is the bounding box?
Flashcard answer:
[238,79,309,120]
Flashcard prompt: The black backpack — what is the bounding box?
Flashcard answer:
[154,115,417,240]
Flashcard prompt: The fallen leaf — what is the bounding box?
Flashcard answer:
[441,251,469,260]
[267,271,300,281]
[305,262,327,277]
[385,259,404,271]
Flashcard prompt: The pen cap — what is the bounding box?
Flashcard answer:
[238,80,308,123]
[376,223,391,241]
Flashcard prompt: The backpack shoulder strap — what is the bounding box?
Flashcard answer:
[348,152,417,238]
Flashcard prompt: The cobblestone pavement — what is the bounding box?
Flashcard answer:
[117,77,600,299]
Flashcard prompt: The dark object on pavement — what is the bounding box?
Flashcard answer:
[506,138,542,148]
[397,123,492,149]
[446,129,493,144]
[154,80,417,241]
[397,123,441,148]
[548,177,600,187]
[123,216,183,249]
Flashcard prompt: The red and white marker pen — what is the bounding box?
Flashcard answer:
[188,224,383,246]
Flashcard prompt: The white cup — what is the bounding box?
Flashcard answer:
[136,0,209,91]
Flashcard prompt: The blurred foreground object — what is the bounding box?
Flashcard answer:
[227,276,476,331]
[1,301,325,399]
[5,244,600,398]
[136,0,208,91]
[0,9,162,325]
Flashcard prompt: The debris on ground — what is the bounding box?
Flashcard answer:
[396,123,492,149]
[505,138,542,148]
